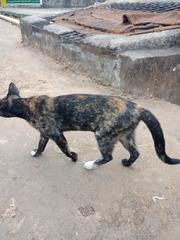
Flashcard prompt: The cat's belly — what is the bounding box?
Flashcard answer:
[60,123,96,132]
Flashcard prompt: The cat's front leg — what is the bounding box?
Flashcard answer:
[50,132,78,162]
[31,133,49,157]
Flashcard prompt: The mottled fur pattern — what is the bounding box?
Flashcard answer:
[0,83,180,169]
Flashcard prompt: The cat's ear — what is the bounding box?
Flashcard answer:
[8,82,20,96]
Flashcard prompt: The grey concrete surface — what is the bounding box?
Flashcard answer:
[1,19,180,240]
[107,0,180,2]
[41,0,105,8]
[83,30,180,52]
[0,7,76,18]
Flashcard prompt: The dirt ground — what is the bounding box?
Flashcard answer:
[0,20,180,240]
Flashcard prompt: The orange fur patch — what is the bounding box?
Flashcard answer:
[115,100,126,111]
[47,98,55,111]
[76,95,86,100]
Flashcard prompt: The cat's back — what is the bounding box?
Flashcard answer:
[52,94,139,131]
[53,94,137,114]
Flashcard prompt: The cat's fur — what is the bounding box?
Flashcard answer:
[0,83,180,169]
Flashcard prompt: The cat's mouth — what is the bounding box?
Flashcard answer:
[0,100,12,118]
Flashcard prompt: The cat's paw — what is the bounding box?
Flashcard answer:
[122,159,132,167]
[70,152,78,162]
[83,160,97,170]
[30,149,41,157]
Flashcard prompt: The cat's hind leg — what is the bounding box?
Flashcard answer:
[84,133,115,170]
[31,133,49,157]
[119,132,139,167]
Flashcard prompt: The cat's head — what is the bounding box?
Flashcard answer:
[0,82,21,118]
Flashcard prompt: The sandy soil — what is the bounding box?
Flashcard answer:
[0,20,180,240]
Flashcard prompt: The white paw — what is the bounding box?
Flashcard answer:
[83,160,97,170]
[30,149,37,156]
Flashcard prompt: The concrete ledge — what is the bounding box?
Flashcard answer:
[83,30,180,53]
[0,13,20,26]
[20,15,180,105]
[43,24,74,35]
[120,48,180,104]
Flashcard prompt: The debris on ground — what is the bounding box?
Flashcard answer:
[152,196,166,203]
[78,205,95,217]
[0,198,17,222]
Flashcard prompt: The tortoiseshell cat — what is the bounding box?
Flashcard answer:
[0,83,180,170]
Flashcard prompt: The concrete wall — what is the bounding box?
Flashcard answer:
[20,16,180,105]
[42,0,104,8]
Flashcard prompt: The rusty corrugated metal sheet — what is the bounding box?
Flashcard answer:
[53,8,180,36]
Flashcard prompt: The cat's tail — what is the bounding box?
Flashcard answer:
[139,108,180,165]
